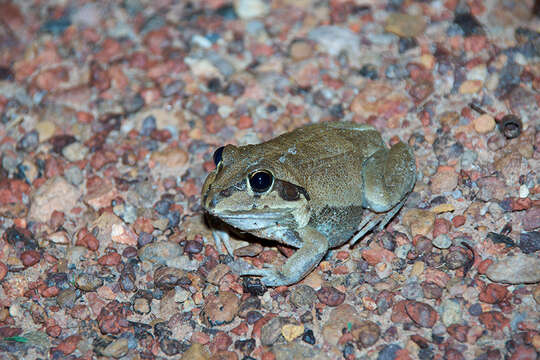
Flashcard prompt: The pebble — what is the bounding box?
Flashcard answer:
[432,234,452,249]
[445,249,469,270]
[402,209,436,237]
[29,176,82,223]
[405,301,438,327]
[401,281,423,300]
[473,114,496,134]
[261,317,286,346]
[519,231,540,254]
[180,343,209,360]
[281,323,304,342]
[62,141,88,162]
[432,203,455,214]
[35,121,56,143]
[308,26,360,58]
[138,241,183,265]
[150,148,189,179]
[289,284,317,308]
[522,207,540,231]
[440,298,463,327]
[202,291,240,326]
[17,130,39,152]
[153,266,188,290]
[459,80,482,94]
[234,0,269,19]
[316,286,345,306]
[272,342,318,360]
[75,273,104,291]
[233,243,263,257]
[431,167,458,194]
[478,311,509,331]
[351,320,381,348]
[102,338,129,358]
[322,304,361,345]
[485,253,540,284]
[384,13,426,37]
[289,39,314,61]
[478,283,509,304]
[20,250,41,267]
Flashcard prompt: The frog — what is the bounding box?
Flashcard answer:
[201,121,416,286]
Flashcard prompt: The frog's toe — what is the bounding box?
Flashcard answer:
[212,230,234,255]
[240,267,288,286]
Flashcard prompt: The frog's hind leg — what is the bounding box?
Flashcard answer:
[350,141,416,245]
[350,198,407,246]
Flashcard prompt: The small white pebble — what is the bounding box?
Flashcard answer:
[519,184,529,198]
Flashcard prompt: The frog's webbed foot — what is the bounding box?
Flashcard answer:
[349,197,407,247]
[212,229,234,255]
[237,227,329,286]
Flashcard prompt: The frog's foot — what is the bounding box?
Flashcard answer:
[349,198,407,247]
[240,266,292,287]
[212,229,234,255]
[238,226,329,287]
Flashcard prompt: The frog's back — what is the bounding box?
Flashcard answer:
[265,122,384,181]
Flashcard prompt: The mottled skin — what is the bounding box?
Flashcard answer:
[202,122,416,286]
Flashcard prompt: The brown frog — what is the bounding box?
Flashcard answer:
[201,122,416,286]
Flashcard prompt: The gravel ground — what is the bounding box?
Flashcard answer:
[0,0,539,359]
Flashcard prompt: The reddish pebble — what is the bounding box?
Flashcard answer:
[98,252,122,266]
[433,218,452,238]
[479,283,509,304]
[231,322,248,336]
[452,215,466,227]
[511,197,532,211]
[479,311,509,331]
[444,348,465,360]
[316,286,345,307]
[261,351,276,360]
[41,286,60,298]
[0,262,7,280]
[404,301,438,328]
[46,324,62,337]
[192,331,210,344]
[21,250,41,267]
[55,335,82,355]
[76,111,94,124]
[49,210,65,229]
[477,259,493,274]
[83,232,99,251]
[509,345,538,360]
[237,115,253,129]
[447,324,469,342]
[209,331,232,353]
[361,247,395,265]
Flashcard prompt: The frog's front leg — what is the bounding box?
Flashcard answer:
[241,226,329,286]
[351,141,416,245]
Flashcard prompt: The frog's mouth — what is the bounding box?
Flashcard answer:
[211,208,297,231]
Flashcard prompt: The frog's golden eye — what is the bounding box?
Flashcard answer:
[213,146,225,166]
[248,170,274,193]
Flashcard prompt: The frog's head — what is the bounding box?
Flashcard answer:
[202,144,311,233]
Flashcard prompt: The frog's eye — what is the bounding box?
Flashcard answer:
[248,170,274,193]
[213,146,225,166]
